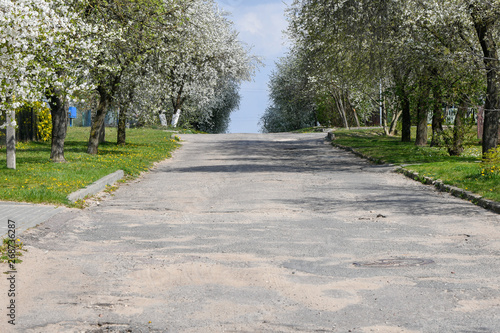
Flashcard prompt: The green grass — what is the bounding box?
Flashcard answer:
[0,237,25,264]
[333,128,499,202]
[173,128,207,134]
[0,127,180,206]
[157,126,206,134]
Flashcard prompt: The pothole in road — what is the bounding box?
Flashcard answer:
[87,323,164,333]
[353,258,435,268]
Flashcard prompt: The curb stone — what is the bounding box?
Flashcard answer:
[67,170,124,203]
[331,142,386,165]
[396,168,500,214]
[326,134,500,214]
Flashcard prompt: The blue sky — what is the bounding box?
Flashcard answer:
[215,0,291,133]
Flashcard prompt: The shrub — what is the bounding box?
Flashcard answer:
[34,102,52,142]
[481,147,500,177]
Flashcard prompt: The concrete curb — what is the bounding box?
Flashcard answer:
[331,142,387,165]
[327,134,500,214]
[67,170,125,202]
[395,168,500,214]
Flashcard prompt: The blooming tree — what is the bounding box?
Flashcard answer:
[0,0,46,112]
[0,0,97,163]
[183,77,241,133]
[84,0,188,154]
[260,52,317,133]
[2,0,258,163]
[281,0,496,155]
[153,0,257,127]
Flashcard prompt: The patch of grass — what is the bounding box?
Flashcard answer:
[0,237,25,265]
[334,128,481,164]
[163,126,206,134]
[177,128,206,134]
[333,128,499,202]
[0,127,180,206]
[408,162,499,201]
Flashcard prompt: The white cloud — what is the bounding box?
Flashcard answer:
[218,1,290,59]
[238,12,264,35]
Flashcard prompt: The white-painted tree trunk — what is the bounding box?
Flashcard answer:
[6,110,16,169]
[171,109,181,128]
[159,113,168,126]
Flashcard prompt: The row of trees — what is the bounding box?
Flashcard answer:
[1,0,257,163]
[262,0,499,156]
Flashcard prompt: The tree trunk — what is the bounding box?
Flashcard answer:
[345,90,359,127]
[389,109,402,135]
[352,108,360,127]
[170,84,186,127]
[98,121,105,144]
[472,6,500,155]
[394,69,412,142]
[118,85,135,145]
[6,110,16,169]
[401,95,411,142]
[47,90,68,163]
[338,100,349,128]
[382,97,389,135]
[171,109,181,127]
[332,89,349,129]
[117,106,127,145]
[87,86,111,155]
[448,100,467,156]
[430,85,444,147]
[415,84,430,146]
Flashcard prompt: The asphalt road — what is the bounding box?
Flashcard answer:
[2,133,499,333]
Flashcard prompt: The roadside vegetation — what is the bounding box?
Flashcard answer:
[333,128,499,202]
[263,1,499,163]
[0,237,25,264]
[276,0,500,206]
[2,0,257,174]
[0,128,179,206]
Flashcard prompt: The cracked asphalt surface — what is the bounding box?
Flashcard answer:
[2,133,500,333]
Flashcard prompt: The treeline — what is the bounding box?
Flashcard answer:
[262,0,499,156]
[1,0,257,162]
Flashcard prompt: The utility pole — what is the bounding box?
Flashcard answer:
[379,80,383,126]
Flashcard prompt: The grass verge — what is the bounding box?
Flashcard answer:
[0,127,180,206]
[333,128,499,202]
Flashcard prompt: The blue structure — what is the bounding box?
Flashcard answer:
[79,110,92,127]
[69,107,77,127]
[69,107,77,119]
